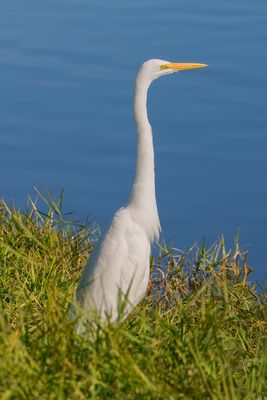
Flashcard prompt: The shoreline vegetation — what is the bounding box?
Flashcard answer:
[0,191,266,399]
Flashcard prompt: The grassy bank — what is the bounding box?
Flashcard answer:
[0,192,266,399]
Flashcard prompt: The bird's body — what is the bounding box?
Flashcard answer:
[76,59,207,325]
[76,207,151,322]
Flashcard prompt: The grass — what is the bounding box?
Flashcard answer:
[0,190,266,399]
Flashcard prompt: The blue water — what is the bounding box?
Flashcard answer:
[0,0,266,281]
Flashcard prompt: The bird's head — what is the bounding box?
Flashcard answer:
[138,59,208,83]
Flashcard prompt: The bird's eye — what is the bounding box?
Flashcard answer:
[160,64,169,70]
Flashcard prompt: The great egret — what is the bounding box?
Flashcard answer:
[76,59,207,325]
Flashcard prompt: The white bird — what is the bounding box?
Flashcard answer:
[76,59,207,325]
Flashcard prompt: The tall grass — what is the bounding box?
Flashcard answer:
[0,191,266,399]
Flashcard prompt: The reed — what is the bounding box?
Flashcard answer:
[0,191,266,399]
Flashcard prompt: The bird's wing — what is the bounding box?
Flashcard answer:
[76,207,150,320]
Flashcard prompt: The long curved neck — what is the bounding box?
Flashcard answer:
[133,76,154,199]
[128,73,160,241]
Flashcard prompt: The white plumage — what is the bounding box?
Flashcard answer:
[76,207,151,323]
[75,59,207,325]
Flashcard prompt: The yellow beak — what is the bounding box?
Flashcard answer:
[160,62,208,71]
